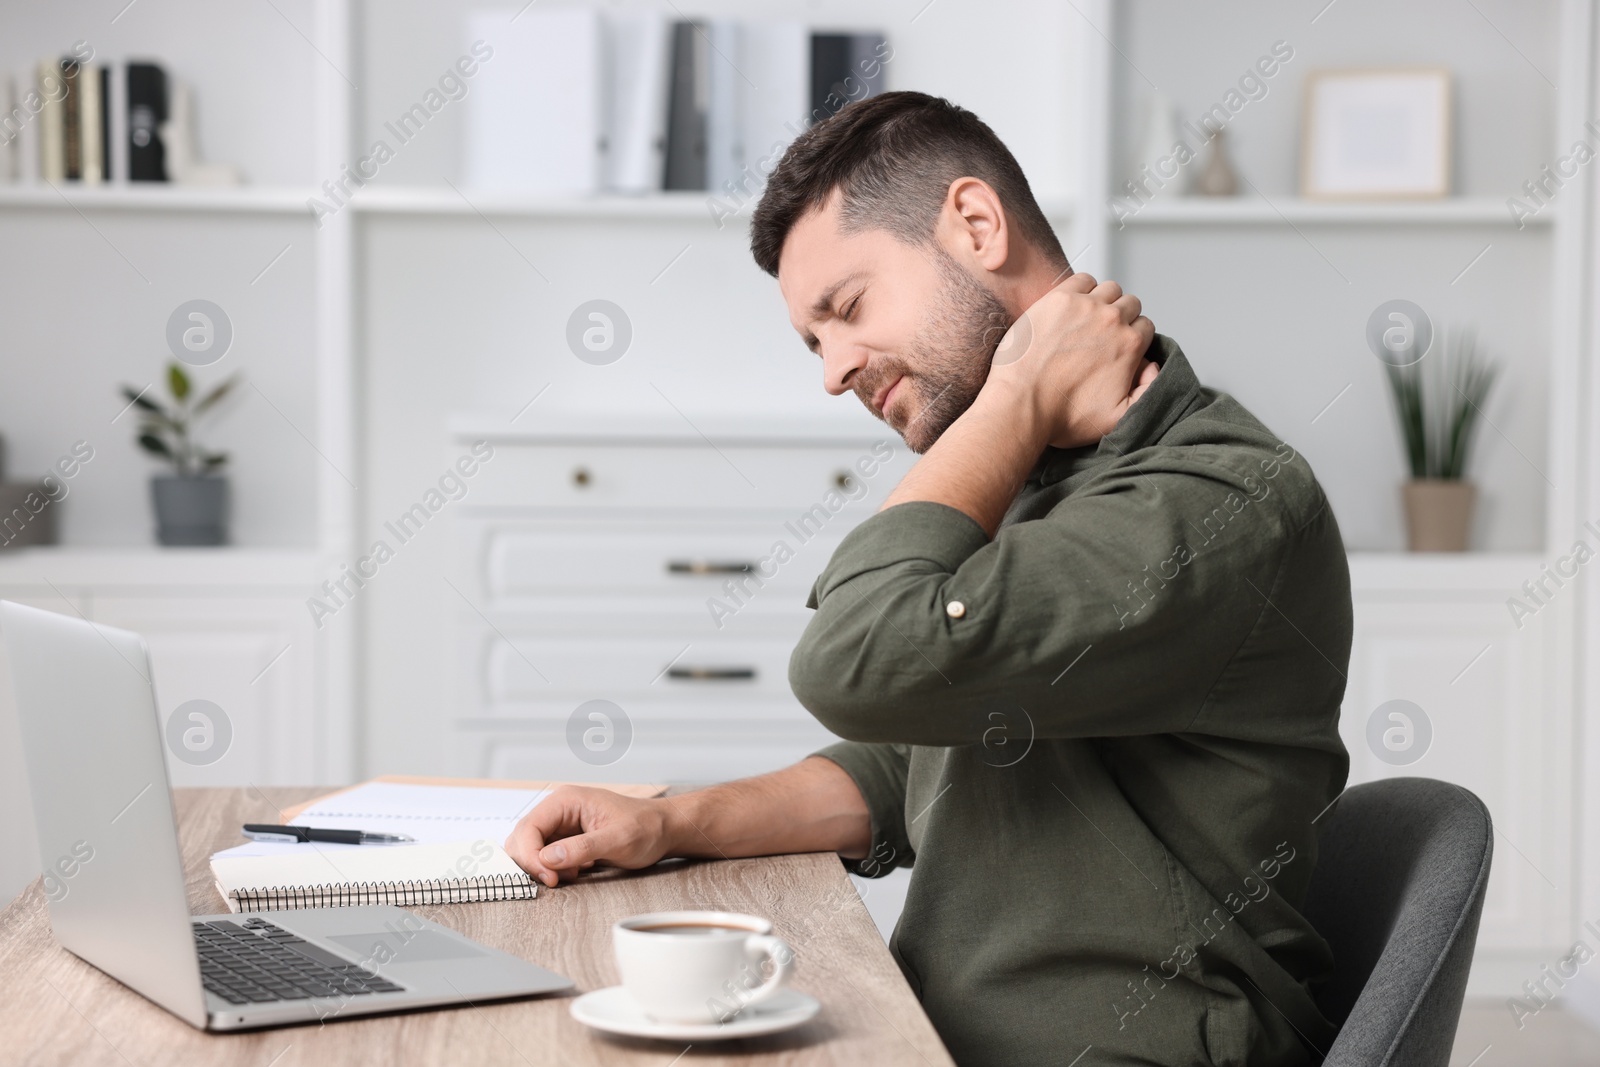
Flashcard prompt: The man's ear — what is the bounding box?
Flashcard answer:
[941,176,1011,273]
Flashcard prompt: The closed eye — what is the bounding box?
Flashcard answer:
[800,282,865,355]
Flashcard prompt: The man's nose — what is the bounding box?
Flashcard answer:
[821,341,868,397]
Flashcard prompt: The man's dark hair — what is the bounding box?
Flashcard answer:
[749,90,1067,278]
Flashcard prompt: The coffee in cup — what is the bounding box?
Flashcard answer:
[613,910,794,1024]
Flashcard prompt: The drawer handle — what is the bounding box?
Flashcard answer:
[833,470,856,491]
[667,560,755,575]
[666,666,757,681]
[571,467,592,487]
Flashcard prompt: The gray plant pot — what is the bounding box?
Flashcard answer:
[151,475,229,546]
[0,481,59,549]
[1402,479,1476,552]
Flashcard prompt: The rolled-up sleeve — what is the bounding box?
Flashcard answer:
[789,457,1303,747]
[810,740,913,878]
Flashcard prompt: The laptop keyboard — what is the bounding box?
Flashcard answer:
[193,917,406,1005]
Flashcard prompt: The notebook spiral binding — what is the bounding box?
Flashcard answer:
[230,872,538,912]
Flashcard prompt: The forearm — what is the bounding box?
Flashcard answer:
[880,380,1047,538]
[658,755,872,861]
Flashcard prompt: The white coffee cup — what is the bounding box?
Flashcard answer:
[612,910,794,1024]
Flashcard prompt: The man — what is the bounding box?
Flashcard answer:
[507,91,1352,1066]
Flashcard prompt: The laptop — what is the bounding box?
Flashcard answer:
[2,599,573,1030]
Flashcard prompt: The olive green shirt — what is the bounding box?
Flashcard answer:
[794,336,1351,1067]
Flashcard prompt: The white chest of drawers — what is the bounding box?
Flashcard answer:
[437,416,914,784]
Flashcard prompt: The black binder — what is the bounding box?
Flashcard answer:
[127,61,167,182]
[663,21,707,191]
[810,33,887,124]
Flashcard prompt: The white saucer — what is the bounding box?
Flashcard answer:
[570,986,820,1040]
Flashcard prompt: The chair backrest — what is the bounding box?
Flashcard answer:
[1302,777,1493,1067]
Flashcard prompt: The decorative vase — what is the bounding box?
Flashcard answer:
[1193,127,1240,197]
[151,475,229,546]
[1402,479,1475,552]
[1131,92,1189,195]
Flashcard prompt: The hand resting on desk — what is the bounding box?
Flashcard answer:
[503,757,873,887]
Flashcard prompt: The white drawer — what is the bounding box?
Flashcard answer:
[465,631,803,703]
[466,442,910,512]
[465,519,849,604]
[456,699,817,726]
[455,722,839,784]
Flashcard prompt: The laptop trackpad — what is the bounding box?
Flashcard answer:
[326,930,489,964]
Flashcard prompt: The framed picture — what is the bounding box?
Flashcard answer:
[1301,68,1452,199]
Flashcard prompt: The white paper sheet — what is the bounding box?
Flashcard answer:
[213,782,550,861]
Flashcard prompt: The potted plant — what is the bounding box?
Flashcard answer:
[1382,327,1499,552]
[120,362,240,546]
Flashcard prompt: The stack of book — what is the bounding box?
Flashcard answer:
[463,11,890,203]
[2,56,237,186]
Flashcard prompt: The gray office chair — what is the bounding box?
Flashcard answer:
[1302,777,1493,1067]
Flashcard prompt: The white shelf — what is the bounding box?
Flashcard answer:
[0,183,731,219]
[1111,196,1549,227]
[0,184,768,222]
[0,546,321,587]
[0,185,769,222]
[0,184,318,213]
[1347,550,1542,591]
[0,184,732,220]
[351,186,731,220]
[0,182,1075,223]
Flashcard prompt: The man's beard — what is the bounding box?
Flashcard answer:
[854,248,1012,454]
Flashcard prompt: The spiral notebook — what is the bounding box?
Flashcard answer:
[211,839,540,912]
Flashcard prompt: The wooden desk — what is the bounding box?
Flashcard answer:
[0,787,953,1066]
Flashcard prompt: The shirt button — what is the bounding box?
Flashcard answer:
[946,601,966,619]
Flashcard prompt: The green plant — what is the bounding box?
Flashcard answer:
[120,362,241,477]
[1382,327,1499,481]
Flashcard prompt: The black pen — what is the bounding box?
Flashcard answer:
[241,823,415,845]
